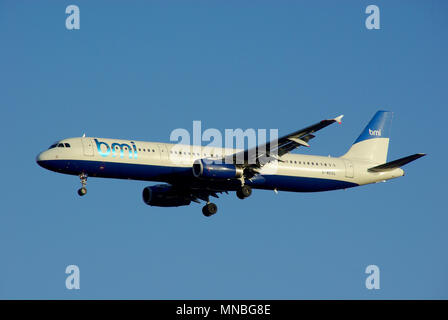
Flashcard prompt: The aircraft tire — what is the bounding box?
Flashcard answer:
[78,187,87,196]
[202,203,218,217]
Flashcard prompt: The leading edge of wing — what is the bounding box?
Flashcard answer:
[224,114,344,166]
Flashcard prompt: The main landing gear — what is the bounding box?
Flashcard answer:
[77,173,88,196]
[202,202,218,217]
[236,185,252,199]
[201,185,252,217]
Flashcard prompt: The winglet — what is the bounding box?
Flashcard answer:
[334,115,344,124]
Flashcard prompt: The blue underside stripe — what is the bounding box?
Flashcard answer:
[37,159,358,192]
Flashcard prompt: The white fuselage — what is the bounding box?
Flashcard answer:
[36,137,404,193]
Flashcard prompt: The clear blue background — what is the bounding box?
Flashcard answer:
[0,0,446,299]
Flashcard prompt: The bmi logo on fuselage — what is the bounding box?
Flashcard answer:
[94,139,138,159]
[369,129,382,137]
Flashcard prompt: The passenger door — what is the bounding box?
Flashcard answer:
[343,159,354,178]
[81,138,94,156]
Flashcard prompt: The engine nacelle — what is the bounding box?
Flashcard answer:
[192,159,243,179]
[142,184,191,207]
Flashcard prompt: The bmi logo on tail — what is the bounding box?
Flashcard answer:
[369,128,381,136]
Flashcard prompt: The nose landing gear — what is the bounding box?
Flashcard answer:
[77,173,88,196]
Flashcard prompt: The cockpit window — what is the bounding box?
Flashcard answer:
[48,142,70,149]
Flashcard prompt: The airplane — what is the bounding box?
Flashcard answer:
[36,111,425,217]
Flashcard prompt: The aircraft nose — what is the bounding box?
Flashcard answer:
[36,151,49,168]
[36,152,44,167]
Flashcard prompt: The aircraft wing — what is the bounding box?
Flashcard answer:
[161,115,344,202]
[223,115,344,174]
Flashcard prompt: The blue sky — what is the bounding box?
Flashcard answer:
[0,0,447,299]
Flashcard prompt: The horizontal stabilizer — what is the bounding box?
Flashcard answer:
[368,153,426,172]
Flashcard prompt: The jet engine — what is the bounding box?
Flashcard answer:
[192,159,243,179]
[142,184,191,207]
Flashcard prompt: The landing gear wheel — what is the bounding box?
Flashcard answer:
[78,187,87,196]
[236,185,252,199]
[202,202,218,217]
[78,173,88,197]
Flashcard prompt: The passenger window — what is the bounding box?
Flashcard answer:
[152,149,155,152]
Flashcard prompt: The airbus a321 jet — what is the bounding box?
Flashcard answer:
[36,111,425,217]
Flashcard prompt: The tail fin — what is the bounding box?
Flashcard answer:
[342,110,393,163]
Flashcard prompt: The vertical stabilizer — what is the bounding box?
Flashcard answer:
[342,111,393,164]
